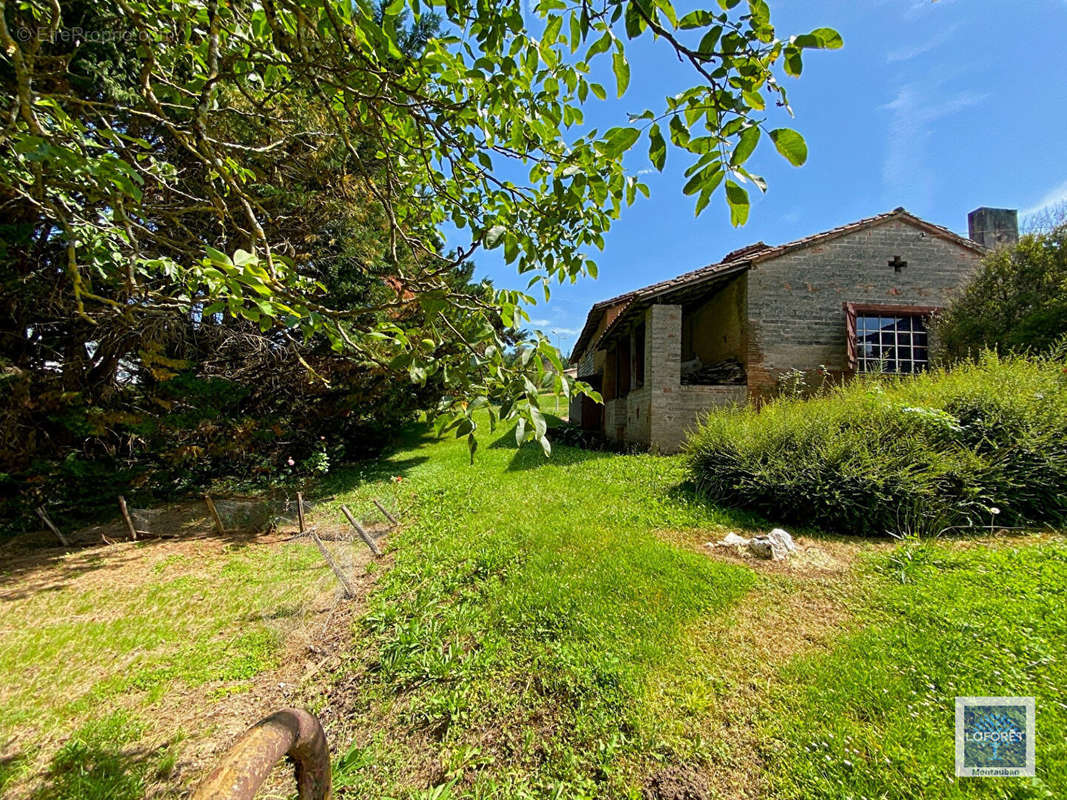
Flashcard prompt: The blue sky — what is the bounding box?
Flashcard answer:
[465,0,1067,356]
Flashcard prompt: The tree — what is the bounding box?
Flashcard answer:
[2,0,841,465]
[934,224,1067,362]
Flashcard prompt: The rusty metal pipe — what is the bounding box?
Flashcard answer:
[191,708,332,800]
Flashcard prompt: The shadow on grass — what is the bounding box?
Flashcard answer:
[0,425,436,597]
[668,479,891,542]
[310,421,435,498]
[0,752,28,795]
[26,713,177,800]
[0,526,287,600]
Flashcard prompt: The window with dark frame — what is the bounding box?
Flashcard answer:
[855,313,929,374]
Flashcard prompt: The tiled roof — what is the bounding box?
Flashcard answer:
[570,208,984,360]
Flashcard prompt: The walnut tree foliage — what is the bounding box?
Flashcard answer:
[1,0,841,460]
[934,224,1067,362]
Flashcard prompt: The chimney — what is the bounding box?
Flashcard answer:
[968,207,1018,249]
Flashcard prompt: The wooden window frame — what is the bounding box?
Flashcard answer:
[844,302,940,375]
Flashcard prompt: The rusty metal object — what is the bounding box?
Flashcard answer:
[191,708,332,800]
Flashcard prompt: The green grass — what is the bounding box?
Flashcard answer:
[0,536,334,797]
[34,712,178,800]
[760,538,1067,799]
[322,413,1067,799]
[318,419,762,797]
[4,404,1065,799]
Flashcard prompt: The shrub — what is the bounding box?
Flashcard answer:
[685,352,1067,536]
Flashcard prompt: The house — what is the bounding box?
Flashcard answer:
[568,206,1018,453]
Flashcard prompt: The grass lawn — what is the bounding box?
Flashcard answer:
[315,415,1067,799]
[760,537,1066,800]
[0,529,349,798]
[1,409,1063,799]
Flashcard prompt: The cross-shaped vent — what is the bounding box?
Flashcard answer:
[889,255,908,273]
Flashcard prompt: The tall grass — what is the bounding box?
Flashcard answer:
[686,353,1067,536]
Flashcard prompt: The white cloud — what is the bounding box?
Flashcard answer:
[1021,178,1067,218]
[886,23,960,63]
[902,0,961,20]
[881,83,987,207]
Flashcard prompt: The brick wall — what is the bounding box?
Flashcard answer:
[652,385,747,452]
[745,218,982,399]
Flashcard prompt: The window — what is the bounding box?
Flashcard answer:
[855,313,929,374]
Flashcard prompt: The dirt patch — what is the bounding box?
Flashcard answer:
[651,528,895,799]
[150,524,390,797]
[642,765,710,800]
[0,504,393,800]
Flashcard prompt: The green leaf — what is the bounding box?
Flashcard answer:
[624,1,645,38]
[612,52,630,97]
[587,32,612,58]
[694,186,712,217]
[678,9,713,29]
[730,125,760,166]
[795,27,843,50]
[648,123,666,171]
[539,435,552,457]
[530,405,547,439]
[543,15,563,45]
[725,179,750,227]
[697,26,722,55]
[569,14,582,52]
[769,128,807,166]
[205,246,232,267]
[742,88,765,111]
[783,45,803,77]
[601,127,641,156]
[668,115,690,147]
[515,416,527,446]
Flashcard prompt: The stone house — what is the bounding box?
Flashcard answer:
[568,206,1018,453]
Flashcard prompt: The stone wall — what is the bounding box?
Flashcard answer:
[623,386,651,444]
[595,303,746,452]
[745,218,982,399]
[651,384,747,453]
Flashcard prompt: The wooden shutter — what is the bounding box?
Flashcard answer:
[844,302,858,372]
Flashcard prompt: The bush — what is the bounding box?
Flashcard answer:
[933,224,1067,360]
[685,352,1067,536]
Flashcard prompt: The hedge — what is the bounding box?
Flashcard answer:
[685,352,1067,536]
